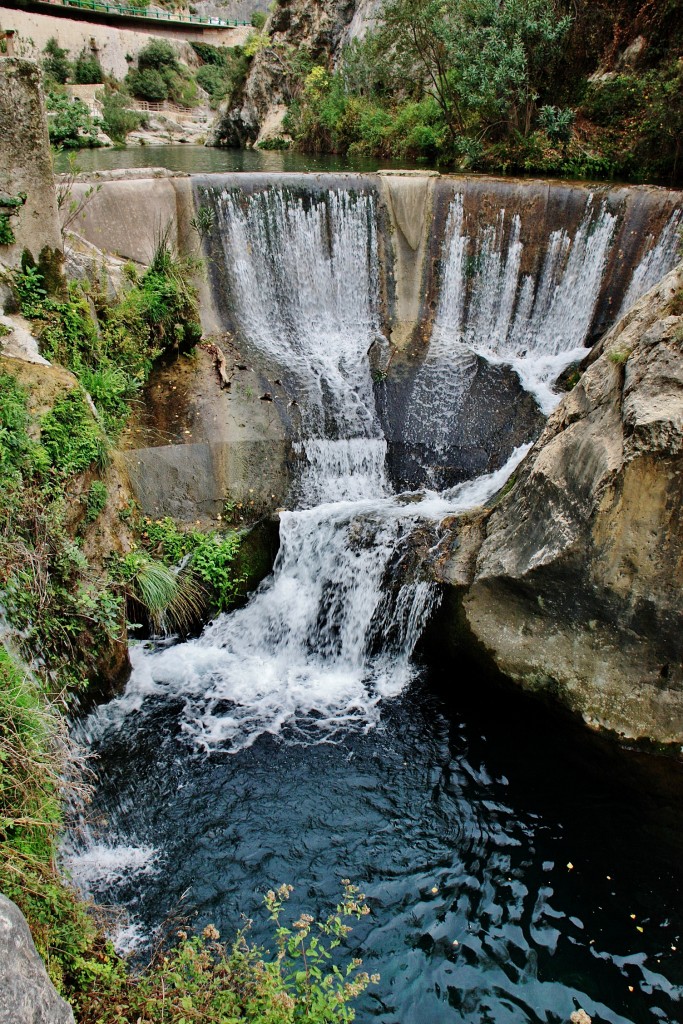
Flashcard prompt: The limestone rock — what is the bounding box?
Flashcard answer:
[210,0,358,146]
[437,264,683,744]
[0,59,62,268]
[0,894,75,1024]
[0,314,49,365]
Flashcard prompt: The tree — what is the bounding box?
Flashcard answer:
[379,0,571,140]
[73,48,103,85]
[42,37,71,85]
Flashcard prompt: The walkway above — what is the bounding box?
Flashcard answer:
[28,0,249,30]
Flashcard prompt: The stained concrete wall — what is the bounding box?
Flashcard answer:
[0,6,249,80]
[0,57,61,269]
[65,170,183,265]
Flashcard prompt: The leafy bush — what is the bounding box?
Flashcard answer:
[143,516,245,614]
[46,95,99,149]
[14,238,201,437]
[98,88,141,142]
[127,66,168,102]
[42,37,71,85]
[75,883,375,1024]
[73,48,103,85]
[137,39,180,74]
[191,42,250,107]
[40,390,109,477]
[0,214,15,246]
[251,10,267,29]
[538,104,575,144]
[83,480,108,523]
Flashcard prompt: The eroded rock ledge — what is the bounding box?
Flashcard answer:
[434,264,683,746]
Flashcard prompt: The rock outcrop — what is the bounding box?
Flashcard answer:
[209,0,358,147]
[0,894,75,1024]
[435,265,683,745]
[0,58,61,269]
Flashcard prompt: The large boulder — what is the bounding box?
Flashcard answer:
[0,895,75,1024]
[435,264,683,744]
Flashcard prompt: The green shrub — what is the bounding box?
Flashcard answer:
[99,89,141,142]
[42,37,71,85]
[40,390,109,477]
[137,39,180,74]
[46,95,99,149]
[83,480,107,523]
[538,104,575,144]
[0,214,15,246]
[73,49,103,85]
[251,10,267,28]
[143,516,245,614]
[127,66,168,102]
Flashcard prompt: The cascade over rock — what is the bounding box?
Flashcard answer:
[63,169,683,743]
[434,264,683,744]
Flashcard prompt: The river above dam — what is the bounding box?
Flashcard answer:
[52,144,415,175]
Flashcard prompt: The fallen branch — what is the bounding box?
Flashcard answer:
[200,341,231,389]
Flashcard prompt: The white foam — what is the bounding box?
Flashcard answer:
[408,195,619,425]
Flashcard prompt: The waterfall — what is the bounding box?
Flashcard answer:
[78,182,682,757]
[407,193,620,452]
[212,187,383,443]
[617,209,683,317]
[79,187,451,754]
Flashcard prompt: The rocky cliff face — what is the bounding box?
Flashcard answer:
[209,0,358,146]
[435,264,683,746]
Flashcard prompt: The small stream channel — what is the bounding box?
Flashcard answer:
[65,169,683,1023]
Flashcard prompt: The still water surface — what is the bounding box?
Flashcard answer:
[53,144,416,175]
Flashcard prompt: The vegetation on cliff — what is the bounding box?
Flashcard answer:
[231,0,683,183]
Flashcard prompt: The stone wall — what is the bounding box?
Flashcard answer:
[0,57,61,270]
[0,6,249,80]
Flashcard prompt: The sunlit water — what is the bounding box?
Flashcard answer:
[65,182,683,1024]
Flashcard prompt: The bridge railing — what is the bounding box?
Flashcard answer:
[40,0,250,28]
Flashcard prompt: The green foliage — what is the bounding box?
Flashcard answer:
[138,39,180,73]
[579,60,683,183]
[142,516,246,614]
[41,391,109,477]
[251,10,267,29]
[46,94,100,149]
[608,348,632,366]
[0,214,15,246]
[83,480,108,523]
[42,37,71,85]
[127,65,168,102]
[538,104,574,144]
[126,39,199,105]
[74,885,375,1024]
[14,263,47,317]
[112,550,205,634]
[191,42,250,107]
[189,204,215,239]
[98,88,141,143]
[73,48,103,85]
[14,239,201,437]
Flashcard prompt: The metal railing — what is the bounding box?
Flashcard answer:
[37,0,250,28]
